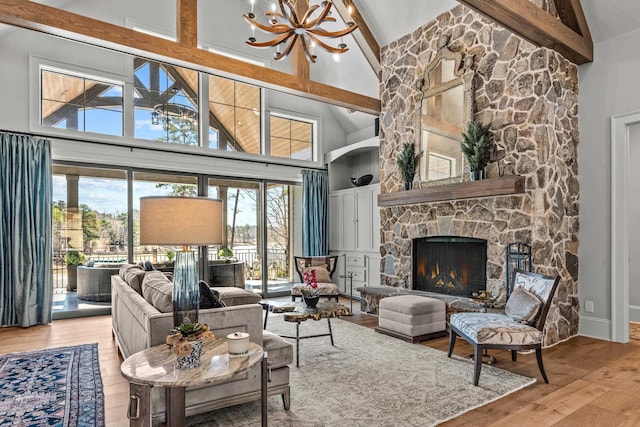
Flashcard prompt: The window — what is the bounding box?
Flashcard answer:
[41,68,123,136]
[208,75,261,153]
[133,59,199,145]
[428,153,455,180]
[270,114,314,161]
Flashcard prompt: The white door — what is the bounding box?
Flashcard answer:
[355,188,371,252]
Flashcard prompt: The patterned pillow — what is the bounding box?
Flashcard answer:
[302,265,332,283]
[505,285,542,325]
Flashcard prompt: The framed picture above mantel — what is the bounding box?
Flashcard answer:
[377,175,525,207]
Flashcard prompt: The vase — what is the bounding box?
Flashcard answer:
[470,169,485,181]
[404,181,412,190]
[176,340,203,369]
[303,296,320,308]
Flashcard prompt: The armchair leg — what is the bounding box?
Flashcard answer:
[535,347,549,383]
[447,328,457,358]
[473,344,483,386]
[511,350,517,362]
[281,386,291,410]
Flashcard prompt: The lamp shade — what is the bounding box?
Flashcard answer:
[139,196,223,246]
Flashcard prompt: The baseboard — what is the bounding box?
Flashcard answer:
[578,315,611,341]
[629,305,640,322]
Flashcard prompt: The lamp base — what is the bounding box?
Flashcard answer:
[173,250,199,327]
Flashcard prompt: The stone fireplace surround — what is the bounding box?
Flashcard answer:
[376,3,580,346]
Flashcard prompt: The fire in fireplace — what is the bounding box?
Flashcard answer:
[413,236,487,297]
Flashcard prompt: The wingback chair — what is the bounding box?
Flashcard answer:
[447,269,561,386]
[290,256,339,302]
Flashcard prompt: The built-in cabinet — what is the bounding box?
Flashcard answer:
[329,184,381,297]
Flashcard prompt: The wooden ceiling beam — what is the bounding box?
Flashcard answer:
[553,0,592,45]
[457,0,593,64]
[0,0,380,115]
[177,0,198,48]
[333,0,381,77]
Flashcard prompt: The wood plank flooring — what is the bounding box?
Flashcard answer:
[1,300,640,426]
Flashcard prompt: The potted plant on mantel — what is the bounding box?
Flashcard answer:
[396,142,417,190]
[461,121,493,181]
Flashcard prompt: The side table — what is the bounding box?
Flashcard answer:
[120,338,268,426]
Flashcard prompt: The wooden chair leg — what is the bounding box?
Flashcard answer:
[281,386,291,410]
[511,350,517,361]
[291,295,296,302]
[447,328,457,357]
[473,344,483,386]
[536,347,549,383]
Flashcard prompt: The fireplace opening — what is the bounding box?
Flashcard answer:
[413,236,487,297]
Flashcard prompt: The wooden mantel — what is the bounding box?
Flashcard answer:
[377,176,525,207]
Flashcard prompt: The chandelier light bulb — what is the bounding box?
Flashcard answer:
[333,53,340,62]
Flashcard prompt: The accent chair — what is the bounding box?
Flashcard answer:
[447,269,561,386]
[291,256,339,302]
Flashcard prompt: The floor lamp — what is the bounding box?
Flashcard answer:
[139,196,223,327]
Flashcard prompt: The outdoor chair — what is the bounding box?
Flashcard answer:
[448,269,561,386]
[291,256,339,302]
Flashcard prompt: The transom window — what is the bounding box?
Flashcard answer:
[270,115,313,161]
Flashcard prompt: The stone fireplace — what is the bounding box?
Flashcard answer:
[413,236,486,297]
[376,3,580,346]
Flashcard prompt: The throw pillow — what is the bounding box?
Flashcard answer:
[302,265,332,283]
[141,261,154,271]
[199,281,226,309]
[141,270,173,313]
[118,264,146,295]
[505,285,543,325]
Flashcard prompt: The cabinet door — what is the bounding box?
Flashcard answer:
[342,191,356,251]
[370,185,381,253]
[329,194,343,251]
[330,252,347,293]
[354,188,372,252]
[366,253,381,287]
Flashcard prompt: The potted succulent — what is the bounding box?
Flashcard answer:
[166,322,215,369]
[461,121,493,181]
[396,142,417,190]
[64,250,86,291]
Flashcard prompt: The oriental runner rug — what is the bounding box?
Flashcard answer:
[188,316,535,426]
[0,343,104,426]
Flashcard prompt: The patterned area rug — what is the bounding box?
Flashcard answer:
[188,316,535,426]
[0,343,104,426]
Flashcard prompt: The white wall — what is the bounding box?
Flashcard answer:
[629,123,640,320]
[578,27,640,338]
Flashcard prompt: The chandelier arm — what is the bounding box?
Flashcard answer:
[246,31,294,48]
[300,1,333,28]
[244,14,292,34]
[279,33,300,58]
[282,0,300,26]
[299,4,321,27]
[307,33,348,54]
[300,36,317,63]
[307,25,358,39]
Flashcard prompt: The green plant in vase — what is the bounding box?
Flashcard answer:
[396,142,417,190]
[64,250,86,292]
[461,121,493,180]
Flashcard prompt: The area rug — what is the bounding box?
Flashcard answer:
[0,343,105,426]
[188,316,535,426]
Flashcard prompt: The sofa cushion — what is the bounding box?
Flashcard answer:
[263,330,293,369]
[119,264,146,294]
[199,281,226,309]
[141,270,173,313]
[216,287,261,306]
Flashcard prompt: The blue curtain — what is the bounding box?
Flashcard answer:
[302,169,328,256]
[0,133,53,327]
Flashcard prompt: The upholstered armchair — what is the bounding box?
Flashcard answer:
[447,269,561,386]
[290,256,339,302]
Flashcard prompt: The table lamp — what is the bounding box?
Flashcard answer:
[139,196,223,327]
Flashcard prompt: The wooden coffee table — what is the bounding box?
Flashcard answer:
[272,301,350,367]
[120,338,268,426]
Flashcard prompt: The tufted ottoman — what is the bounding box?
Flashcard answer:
[375,295,447,343]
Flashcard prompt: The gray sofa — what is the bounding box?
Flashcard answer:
[111,266,293,422]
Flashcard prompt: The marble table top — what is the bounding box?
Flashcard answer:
[120,338,263,388]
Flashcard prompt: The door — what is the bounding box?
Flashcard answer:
[342,191,356,251]
[329,193,344,251]
[355,188,371,252]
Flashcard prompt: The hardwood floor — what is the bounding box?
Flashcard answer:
[1,300,640,426]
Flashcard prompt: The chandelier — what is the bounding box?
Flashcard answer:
[151,87,197,132]
[243,0,358,63]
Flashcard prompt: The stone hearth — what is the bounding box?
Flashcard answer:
[377,3,580,346]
